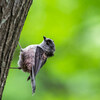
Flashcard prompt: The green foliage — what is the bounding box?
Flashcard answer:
[3,0,100,100]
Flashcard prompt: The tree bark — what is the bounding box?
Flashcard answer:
[0,0,33,99]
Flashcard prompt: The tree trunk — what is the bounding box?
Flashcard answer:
[0,0,33,99]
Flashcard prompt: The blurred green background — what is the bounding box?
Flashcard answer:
[2,0,100,100]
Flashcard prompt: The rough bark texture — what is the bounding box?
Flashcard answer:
[0,0,33,99]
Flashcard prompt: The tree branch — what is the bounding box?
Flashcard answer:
[0,0,33,99]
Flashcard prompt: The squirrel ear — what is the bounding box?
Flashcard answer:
[43,36,46,41]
